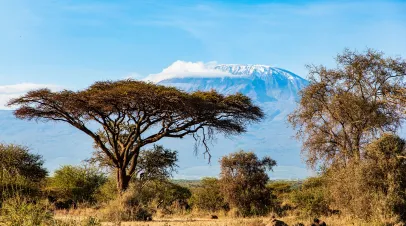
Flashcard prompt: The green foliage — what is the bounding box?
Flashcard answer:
[219,150,276,216]
[0,195,53,226]
[148,180,191,213]
[47,164,107,204]
[189,177,227,213]
[136,145,178,181]
[0,144,47,200]
[267,181,298,215]
[289,177,329,217]
[132,180,191,213]
[0,144,47,182]
[94,175,118,203]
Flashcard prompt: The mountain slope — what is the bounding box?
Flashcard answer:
[159,64,308,102]
[156,64,312,179]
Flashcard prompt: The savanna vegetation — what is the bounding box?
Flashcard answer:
[0,48,405,226]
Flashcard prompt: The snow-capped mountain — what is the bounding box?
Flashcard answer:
[155,64,312,179]
[0,64,313,179]
[158,64,308,102]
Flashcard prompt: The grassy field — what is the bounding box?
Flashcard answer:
[54,213,387,226]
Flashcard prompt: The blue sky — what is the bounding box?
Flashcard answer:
[0,0,405,92]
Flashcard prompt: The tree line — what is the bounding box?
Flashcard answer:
[0,143,276,223]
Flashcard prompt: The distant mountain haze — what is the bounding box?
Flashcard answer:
[0,64,313,179]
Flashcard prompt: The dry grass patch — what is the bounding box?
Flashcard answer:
[53,215,393,226]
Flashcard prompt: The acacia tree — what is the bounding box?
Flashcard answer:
[288,49,406,168]
[8,80,263,192]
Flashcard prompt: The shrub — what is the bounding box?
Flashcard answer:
[219,150,276,216]
[267,181,297,215]
[0,144,47,200]
[98,185,153,222]
[148,180,191,213]
[0,195,53,226]
[96,176,191,213]
[327,134,406,223]
[49,217,101,226]
[47,164,107,205]
[94,174,118,203]
[289,177,329,217]
[189,177,228,213]
[81,216,101,226]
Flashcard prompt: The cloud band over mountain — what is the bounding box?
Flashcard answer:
[144,61,238,83]
[0,83,61,110]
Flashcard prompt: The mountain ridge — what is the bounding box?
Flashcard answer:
[159,64,308,102]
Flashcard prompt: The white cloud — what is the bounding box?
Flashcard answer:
[0,83,61,110]
[143,60,233,83]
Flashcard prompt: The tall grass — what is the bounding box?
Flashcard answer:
[0,195,52,226]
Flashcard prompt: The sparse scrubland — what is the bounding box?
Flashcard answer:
[1,49,406,225]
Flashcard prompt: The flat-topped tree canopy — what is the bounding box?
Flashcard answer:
[8,80,264,191]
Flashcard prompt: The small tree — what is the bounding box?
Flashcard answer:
[8,80,264,192]
[0,144,47,197]
[219,151,276,216]
[48,164,107,204]
[189,177,227,213]
[288,49,406,168]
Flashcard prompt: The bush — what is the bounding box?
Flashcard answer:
[0,195,53,226]
[94,175,118,203]
[289,177,329,217]
[219,151,276,216]
[148,180,191,213]
[49,217,101,226]
[0,144,47,200]
[99,185,153,222]
[327,134,406,223]
[95,176,191,214]
[267,181,297,215]
[189,177,228,213]
[47,164,107,205]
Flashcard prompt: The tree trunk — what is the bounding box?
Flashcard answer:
[117,167,131,193]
